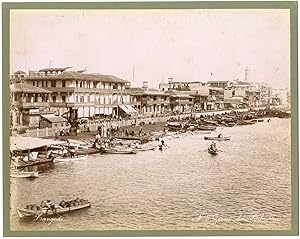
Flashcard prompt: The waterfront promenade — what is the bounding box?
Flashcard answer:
[23,107,269,139]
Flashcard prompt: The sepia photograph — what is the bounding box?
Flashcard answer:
[3,1,297,236]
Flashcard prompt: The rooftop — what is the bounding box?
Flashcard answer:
[38,67,72,72]
[129,88,168,96]
[25,71,129,84]
[10,83,52,94]
[207,80,229,84]
[14,70,26,75]
[173,81,206,85]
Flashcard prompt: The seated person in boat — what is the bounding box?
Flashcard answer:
[46,150,54,159]
[69,148,77,157]
[62,147,68,157]
[210,142,217,151]
[218,134,223,138]
[135,141,140,148]
[41,200,57,214]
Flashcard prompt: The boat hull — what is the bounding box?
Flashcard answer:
[53,155,88,162]
[10,171,39,178]
[17,203,91,218]
[208,149,218,155]
[134,146,156,151]
[198,126,216,131]
[204,136,231,141]
[99,147,137,154]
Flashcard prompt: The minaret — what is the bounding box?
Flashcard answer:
[244,65,249,82]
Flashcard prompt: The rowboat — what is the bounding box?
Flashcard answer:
[53,155,88,162]
[10,171,39,178]
[114,136,150,142]
[17,201,91,219]
[204,136,231,141]
[166,122,182,131]
[166,122,181,127]
[208,148,218,155]
[133,145,157,151]
[99,147,137,154]
[203,120,218,126]
[198,125,216,131]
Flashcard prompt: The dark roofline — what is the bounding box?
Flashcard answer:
[24,71,130,84]
[207,80,229,83]
[39,66,72,72]
[173,81,206,85]
[10,83,52,94]
[14,70,26,75]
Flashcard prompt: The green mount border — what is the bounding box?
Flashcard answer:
[2,1,298,236]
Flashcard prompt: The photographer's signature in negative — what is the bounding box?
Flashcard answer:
[194,213,281,224]
[34,212,64,225]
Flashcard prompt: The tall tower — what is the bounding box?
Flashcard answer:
[244,65,249,82]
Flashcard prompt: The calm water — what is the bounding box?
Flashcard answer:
[10,118,291,231]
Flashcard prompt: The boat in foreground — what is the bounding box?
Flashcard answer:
[17,200,91,218]
[10,170,39,178]
[53,155,88,162]
[204,136,231,141]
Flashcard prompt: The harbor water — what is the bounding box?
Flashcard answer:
[10,118,291,230]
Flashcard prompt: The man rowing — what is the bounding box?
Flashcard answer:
[41,200,57,215]
[209,141,217,151]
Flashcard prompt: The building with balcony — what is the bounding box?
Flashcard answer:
[10,83,52,128]
[23,67,131,121]
[159,78,209,95]
[165,90,194,113]
[209,87,225,110]
[129,82,171,116]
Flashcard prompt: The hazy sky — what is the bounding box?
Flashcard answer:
[10,9,290,89]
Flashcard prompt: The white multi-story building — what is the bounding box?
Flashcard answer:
[22,67,132,121]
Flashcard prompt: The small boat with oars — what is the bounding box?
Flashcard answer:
[53,154,88,162]
[207,142,219,155]
[17,198,91,219]
[204,135,231,141]
[208,148,218,155]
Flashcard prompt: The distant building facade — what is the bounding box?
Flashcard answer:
[10,83,52,128]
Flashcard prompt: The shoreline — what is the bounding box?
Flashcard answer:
[53,107,290,143]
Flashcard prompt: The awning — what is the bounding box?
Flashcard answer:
[41,114,67,123]
[10,136,65,151]
[119,105,137,114]
[126,105,137,113]
[119,105,131,114]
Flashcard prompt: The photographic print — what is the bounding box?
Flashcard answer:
[3,1,298,236]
